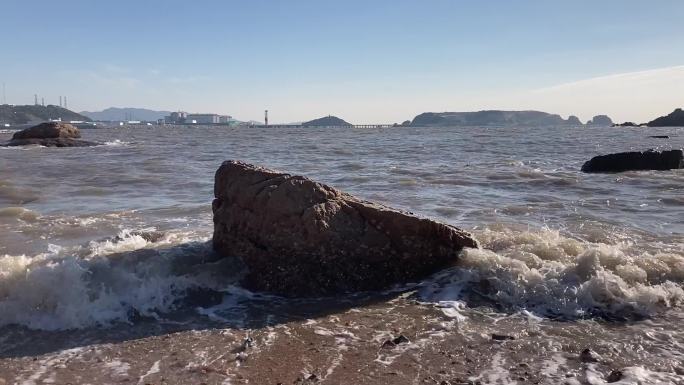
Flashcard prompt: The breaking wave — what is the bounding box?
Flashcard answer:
[1,223,682,331]
[0,229,244,330]
[418,226,684,319]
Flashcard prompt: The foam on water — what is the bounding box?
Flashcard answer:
[102,139,130,146]
[418,225,684,319]
[0,229,236,330]
[1,222,682,330]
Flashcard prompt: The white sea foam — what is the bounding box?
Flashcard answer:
[419,226,684,319]
[103,139,130,146]
[0,229,229,330]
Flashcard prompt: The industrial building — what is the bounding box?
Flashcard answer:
[164,111,232,125]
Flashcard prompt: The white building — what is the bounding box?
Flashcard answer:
[186,114,220,124]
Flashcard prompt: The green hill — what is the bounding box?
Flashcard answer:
[302,115,351,127]
[0,104,91,125]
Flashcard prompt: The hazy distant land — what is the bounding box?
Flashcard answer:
[0,105,91,125]
[3,105,684,128]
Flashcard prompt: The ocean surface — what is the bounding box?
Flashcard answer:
[0,125,683,384]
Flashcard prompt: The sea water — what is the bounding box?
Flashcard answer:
[0,125,682,383]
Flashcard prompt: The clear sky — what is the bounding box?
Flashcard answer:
[2,0,683,123]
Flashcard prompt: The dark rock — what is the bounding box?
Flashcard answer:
[579,348,601,363]
[3,122,97,147]
[392,335,410,345]
[231,336,254,353]
[491,334,515,341]
[12,122,81,139]
[212,161,478,297]
[649,135,670,139]
[606,370,623,383]
[581,149,683,173]
[612,122,639,127]
[647,108,684,127]
[586,115,613,126]
[294,374,320,384]
[115,230,166,243]
[381,340,396,349]
[3,137,98,147]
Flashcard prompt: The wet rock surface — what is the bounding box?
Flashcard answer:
[579,348,602,363]
[212,160,478,296]
[491,334,515,341]
[581,149,683,173]
[3,137,99,147]
[3,122,98,147]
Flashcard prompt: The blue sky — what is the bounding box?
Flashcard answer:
[2,0,683,123]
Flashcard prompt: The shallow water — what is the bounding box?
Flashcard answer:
[0,125,683,383]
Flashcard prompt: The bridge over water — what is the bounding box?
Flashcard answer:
[249,124,397,129]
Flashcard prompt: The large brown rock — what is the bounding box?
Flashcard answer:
[12,122,81,140]
[4,122,97,147]
[212,161,478,297]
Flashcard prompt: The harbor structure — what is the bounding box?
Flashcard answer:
[164,111,232,124]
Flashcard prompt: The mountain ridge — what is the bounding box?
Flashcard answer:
[80,107,171,121]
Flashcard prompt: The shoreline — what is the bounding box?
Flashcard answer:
[2,296,683,384]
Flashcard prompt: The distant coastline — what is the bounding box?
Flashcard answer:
[3,104,684,128]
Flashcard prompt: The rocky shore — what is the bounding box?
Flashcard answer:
[1,296,682,385]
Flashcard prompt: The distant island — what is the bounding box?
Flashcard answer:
[409,110,583,127]
[8,104,681,129]
[586,115,613,126]
[611,108,684,127]
[646,108,684,127]
[303,115,351,127]
[80,107,171,122]
[0,105,91,125]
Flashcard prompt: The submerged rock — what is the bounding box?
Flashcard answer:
[606,370,623,383]
[581,149,683,173]
[212,161,478,296]
[381,335,410,349]
[491,334,515,341]
[612,122,640,127]
[393,335,410,344]
[3,122,98,147]
[579,348,602,363]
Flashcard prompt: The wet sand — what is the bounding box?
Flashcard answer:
[2,295,682,385]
